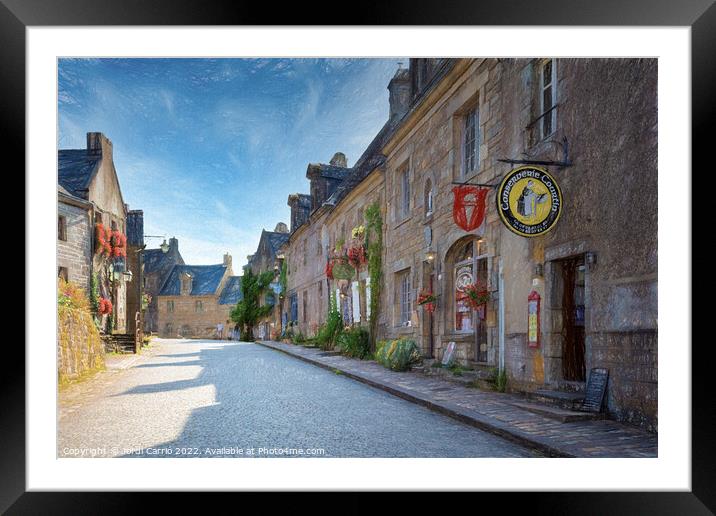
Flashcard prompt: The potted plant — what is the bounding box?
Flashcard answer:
[464,281,490,318]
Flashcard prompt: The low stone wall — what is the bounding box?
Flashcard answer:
[58,306,105,384]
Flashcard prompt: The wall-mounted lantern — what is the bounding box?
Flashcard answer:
[534,263,544,278]
[425,250,437,263]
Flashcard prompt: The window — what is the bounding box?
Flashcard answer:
[396,269,412,326]
[95,212,102,225]
[539,59,557,139]
[167,300,174,313]
[302,290,308,323]
[58,267,68,281]
[58,215,67,241]
[424,179,434,217]
[195,300,203,313]
[462,107,479,176]
[399,163,410,218]
[290,293,298,323]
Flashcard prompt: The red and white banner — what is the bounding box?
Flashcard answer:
[452,185,489,231]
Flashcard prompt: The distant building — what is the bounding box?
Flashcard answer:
[142,237,184,333]
[244,224,289,339]
[157,253,242,339]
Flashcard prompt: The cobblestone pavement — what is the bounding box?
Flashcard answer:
[58,338,537,458]
[258,340,658,458]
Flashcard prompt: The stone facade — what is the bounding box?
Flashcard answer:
[142,237,184,333]
[57,192,92,294]
[157,254,241,339]
[378,58,657,431]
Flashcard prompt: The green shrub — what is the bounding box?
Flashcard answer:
[337,326,371,359]
[315,294,343,351]
[375,338,422,371]
[495,368,508,392]
[294,332,306,344]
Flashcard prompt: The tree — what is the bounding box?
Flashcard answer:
[230,269,275,341]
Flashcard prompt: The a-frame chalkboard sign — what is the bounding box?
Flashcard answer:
[581,367,609,412]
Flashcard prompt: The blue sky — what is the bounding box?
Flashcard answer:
[58,58,402,267]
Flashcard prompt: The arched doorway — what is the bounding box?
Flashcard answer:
[446,236,489,363]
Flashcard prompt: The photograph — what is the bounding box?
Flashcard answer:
[55,56,658,460]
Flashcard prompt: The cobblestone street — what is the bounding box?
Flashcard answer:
[58,338,537,458]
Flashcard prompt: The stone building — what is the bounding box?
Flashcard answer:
[58,132,141,336]
[142,237,184,333]
[282,67,411,337]
[377,58,657,431]
[244,224,290,339]
[157,253,242,338]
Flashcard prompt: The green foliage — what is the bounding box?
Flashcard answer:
[449,363,467,376]
[495,368,508,392]
[90,273,100,314]
[294,332,306,344]
[337,326,371,359]
[315,292,343,351]
[231,268,275,341]
[364,202,383,351]
[375,338,422,371]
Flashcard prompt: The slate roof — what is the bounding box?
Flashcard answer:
[218,276,243,305]
[266,231,290,255]
[323,116,399,207]
[143,248,178,274]
[58,149,102,198]
[159,264,227,296]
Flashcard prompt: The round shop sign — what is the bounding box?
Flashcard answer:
[497,165,563,237]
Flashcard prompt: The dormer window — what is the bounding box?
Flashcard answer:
[180,272,193,295]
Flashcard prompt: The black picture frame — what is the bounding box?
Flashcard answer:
[4,0,708,512]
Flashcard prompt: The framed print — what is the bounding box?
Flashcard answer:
[5,0,709,512]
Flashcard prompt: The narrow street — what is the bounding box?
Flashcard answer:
[58,338,537,458]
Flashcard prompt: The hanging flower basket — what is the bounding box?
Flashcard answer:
[347,244,367,270]
[417,290,437,312]
[98,297,113,315]
[95,223,112,258]
[331,259,356,280]
[464,282,490,310]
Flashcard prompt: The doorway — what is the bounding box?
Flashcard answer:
[560,256,586,381]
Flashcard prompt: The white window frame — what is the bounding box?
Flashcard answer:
[425,179,434,217]
[398,269,412,326]
[539,59,557,140]
[461,106,480,177]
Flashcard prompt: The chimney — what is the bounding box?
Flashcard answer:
[126,210,144,247]
[86,132,113,158]
[223,253,232,268]
[329,152,347,167]
[274,222,288,234]
[387,67,411,121]
[168,237,179,253]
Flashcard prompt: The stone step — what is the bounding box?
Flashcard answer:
[509,401,599,423]
[525,389,585,411]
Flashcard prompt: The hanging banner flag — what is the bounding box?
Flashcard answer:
[452,185,489,232]
[497,166,563,237]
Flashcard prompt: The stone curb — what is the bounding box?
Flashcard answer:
[256,340,572,458]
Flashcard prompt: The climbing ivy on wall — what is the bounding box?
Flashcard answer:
[364,202,383,351]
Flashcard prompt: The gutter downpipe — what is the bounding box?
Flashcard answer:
[498,256,505,372]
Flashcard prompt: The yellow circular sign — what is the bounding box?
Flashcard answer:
[497,166,563,237]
